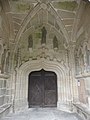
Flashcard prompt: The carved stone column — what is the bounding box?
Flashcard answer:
[68,42,78,102]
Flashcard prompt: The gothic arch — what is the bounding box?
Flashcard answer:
[14,59,70,111]
[13,2,69,54]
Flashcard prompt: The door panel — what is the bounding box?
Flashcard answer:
[44,75,57,106]
[44,75,56,90]
[29,76,43,107]
[44,90,57,106]
[28,69,57,107]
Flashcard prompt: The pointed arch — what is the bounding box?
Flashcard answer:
[14,59,71,111]
[13,3,69,53]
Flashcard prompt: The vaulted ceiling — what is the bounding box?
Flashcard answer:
[9,0,81,43]
[0,0,89,48]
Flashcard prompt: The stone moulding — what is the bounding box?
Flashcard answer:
[14,58,72,112]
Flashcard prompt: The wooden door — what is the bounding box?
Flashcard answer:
[28,69,57,108]
[44,72,57,107]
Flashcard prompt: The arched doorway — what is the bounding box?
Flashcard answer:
[28,69,57,108]
[14,59,71,112]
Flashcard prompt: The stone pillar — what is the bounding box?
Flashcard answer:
[88,96,90,108]
[83,32,89,73]
[68,42,78,102]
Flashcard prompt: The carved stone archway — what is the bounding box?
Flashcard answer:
[14,59,71,111]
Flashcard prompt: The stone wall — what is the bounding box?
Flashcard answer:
[0,74,12,118]
[0,0,90,118]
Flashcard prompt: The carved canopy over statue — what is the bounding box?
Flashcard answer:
[41,26,47,45]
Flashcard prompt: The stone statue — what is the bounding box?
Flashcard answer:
[53,36,58,49]
[41,26,47,45]
[28,34,33,48]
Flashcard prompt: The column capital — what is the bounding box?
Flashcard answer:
[68,41,76,51]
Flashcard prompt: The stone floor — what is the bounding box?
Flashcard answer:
[1,108,83,120]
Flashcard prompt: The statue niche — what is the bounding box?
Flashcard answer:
[28,34,33,48]
[41,26,47,45]
[28,34,33,52]
[53,36,58,50]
